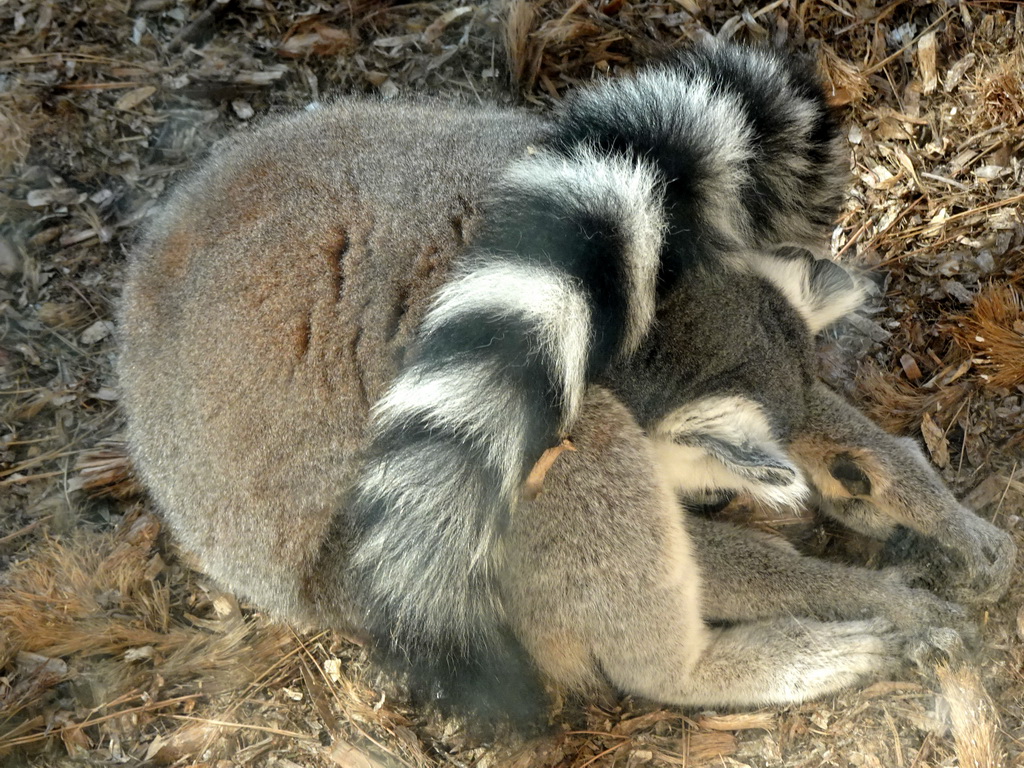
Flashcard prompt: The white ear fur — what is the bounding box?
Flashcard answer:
[730,251,866,333]
[653,395,809,510]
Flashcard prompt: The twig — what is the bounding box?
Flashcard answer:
[862,195,925,258]
[291,630,414,768]
[0,470,66,486]
[862,10,953,76]
[169,715,316,741]
[920,171,968,191]
[835,217,872,259]
[57,82,144,91]
[0,694,202,749]
[579,739,631,767]
[908,731,933,768]
[994,462,1018,521]
[0,516,52,545]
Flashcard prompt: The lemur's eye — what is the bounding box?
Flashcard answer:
[829,453,872,497]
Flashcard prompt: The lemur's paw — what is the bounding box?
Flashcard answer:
[897,584,979,650]
[957,515,1016,603]
[882,519,1016,605]
[903,627,966,670]
[772,618,903,703]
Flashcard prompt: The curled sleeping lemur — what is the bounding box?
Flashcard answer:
[118,41,1015,724]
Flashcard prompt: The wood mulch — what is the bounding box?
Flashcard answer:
[1,1,1021,766]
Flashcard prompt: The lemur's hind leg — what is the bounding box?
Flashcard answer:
[650,617,903,709]
[688,516,973,646]
[788,381,1016,603]
[501,387,905,710]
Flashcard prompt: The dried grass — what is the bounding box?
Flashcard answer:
[953,282,1024,389]
[0,512,292,682]
[0,95,36,177]
[935,660,1005,768]
[855,359,969,434]
[73,439,144,499]
[969,46,1024,131]
[817,42,871,107]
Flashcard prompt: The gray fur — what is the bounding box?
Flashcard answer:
[119,99,542,628]
[119,44,1015,721]
[605,256,1015,605]
[789,381,1017,603]
[501,388,909,708]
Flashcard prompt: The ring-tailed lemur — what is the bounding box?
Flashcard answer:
[119,40,1014,725]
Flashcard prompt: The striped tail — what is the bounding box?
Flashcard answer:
[551,39,846,287]
[340,40,846,724]
[345,147,667,722]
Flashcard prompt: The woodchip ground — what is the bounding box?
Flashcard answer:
[1,1,1022,766]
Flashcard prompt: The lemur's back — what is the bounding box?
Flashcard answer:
[119,101,545,625]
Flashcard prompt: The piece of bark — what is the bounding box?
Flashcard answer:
[523,439,576,500]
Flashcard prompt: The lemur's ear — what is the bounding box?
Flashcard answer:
[684,432,798,487]
[654,395,808,509]
[737,248,866,334]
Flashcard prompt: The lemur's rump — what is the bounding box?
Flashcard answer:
[119,40,1014,725]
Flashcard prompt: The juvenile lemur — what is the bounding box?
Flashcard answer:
[118,40,1015,724]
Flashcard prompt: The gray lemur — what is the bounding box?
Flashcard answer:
[118,40,1015,725]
